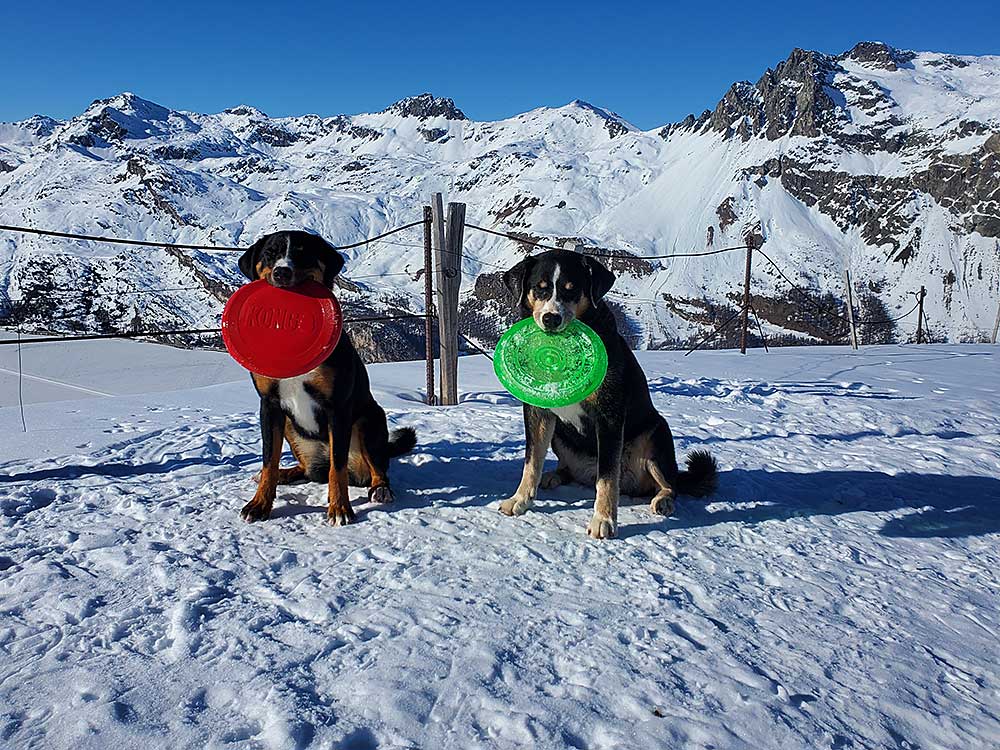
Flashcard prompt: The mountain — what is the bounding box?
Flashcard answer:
[1,42,998,359]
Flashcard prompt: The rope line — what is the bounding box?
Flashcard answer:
[0,313,431,347]
[458,332,495,361]
[684,309,744,357]
[756,247,921,331]
[855,300,920,327]
[0,219,429,253]
[464,222,749,260]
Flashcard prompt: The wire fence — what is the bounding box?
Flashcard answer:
[0,215,963,360]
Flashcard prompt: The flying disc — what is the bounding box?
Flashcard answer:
[493,318,608,408]
[221,280,343,379]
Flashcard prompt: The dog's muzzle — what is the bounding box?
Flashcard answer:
[542,312,563,332]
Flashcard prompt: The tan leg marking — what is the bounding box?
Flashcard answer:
[587,473,620,539]
[500,415,555,517]
[647,459,676,516]
[357,425,393,503]
[327,464,353,525]
[241,417,284,522]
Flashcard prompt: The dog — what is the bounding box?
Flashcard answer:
[499,249,717,538]
[237,230,416,525]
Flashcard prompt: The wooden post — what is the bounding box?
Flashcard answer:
[915,285,926,344]
[739,244,753,354]
[443,202,465,404]
[991,301,1000,344]
[431,194,448,403]
[422,206,435,405]
[844,269,859,350]
[433,195,463,405]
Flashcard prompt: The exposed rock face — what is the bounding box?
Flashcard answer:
[706,47,845,141]
[840,41,915,71]
[382,94,466,121]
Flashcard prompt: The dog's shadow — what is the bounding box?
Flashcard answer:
[270,445,1000,541]
[618,468,1000,540]
[267,437,524,520]
[4,436,996,541]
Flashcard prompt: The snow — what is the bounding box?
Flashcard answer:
[2,339,999,748]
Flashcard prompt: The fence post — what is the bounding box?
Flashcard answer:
[433,195,463,405]
[915,285,926,344]
[991,300,1000,345]
[442,201,465,404]
[422,206,435,405]
[739,242,753,354]
[844,269,859,350]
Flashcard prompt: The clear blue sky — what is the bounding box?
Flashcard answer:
[2,0,997,129]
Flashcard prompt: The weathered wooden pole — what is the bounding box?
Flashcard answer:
[422,206,435,405]
[432,194,463,405]
[915,285,927,344]
[442,202,465,404]
[739,243,753,354]
[844,269,859,350]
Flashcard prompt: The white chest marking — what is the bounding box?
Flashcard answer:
[550,402,587,433]
[277,374,321,434]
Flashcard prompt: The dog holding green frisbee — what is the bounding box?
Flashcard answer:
[497,249,718,539]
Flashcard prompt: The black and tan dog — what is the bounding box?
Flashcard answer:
[237,230,416,525]
[499,249,717,539]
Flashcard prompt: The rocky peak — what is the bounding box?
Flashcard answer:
[707,46,843,141]
[840,41,915,71]
[223,105,270,119]
[382,94,466,121]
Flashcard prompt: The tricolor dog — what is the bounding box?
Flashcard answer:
[237,230,416,525]
[499,249,717,538]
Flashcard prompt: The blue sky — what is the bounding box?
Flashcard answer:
[2,0,997,129]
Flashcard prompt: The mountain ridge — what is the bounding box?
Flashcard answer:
[1,41,998,359]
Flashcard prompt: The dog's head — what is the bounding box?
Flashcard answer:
[502,249,615,332]
[238,231,345,289]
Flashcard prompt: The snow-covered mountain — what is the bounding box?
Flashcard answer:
[1,41,998,359]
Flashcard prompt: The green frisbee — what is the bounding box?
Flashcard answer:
[493,318,608,408]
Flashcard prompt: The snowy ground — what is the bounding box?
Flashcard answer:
[1,340,998,750]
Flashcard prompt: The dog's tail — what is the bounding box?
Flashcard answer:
[675,449,718,497]
[387,427,417,458]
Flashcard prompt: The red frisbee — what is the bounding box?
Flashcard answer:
[221,280,343,379]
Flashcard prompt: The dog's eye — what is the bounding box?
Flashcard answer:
[537,281,548,289]
[564,282,574,291]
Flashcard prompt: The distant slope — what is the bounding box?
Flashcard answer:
[1,43,999,358]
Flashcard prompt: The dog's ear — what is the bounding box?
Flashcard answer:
[502,256,535,310]
[317,238,346,287]
[583,255,615,302]
[238,238,265,281]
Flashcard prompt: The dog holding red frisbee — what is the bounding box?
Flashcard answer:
[226,231,416,525]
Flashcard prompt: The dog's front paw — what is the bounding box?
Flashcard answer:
[586,513,617,539]
[241,498,272,523]
[540,470,564,489]
[499,494,533,516]
[369,485,394,504]
[327,502,356,527]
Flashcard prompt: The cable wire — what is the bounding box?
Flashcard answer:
[0,219,429,253]
[464,222,748,260]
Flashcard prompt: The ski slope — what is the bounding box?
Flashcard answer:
[1,340,999,749]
